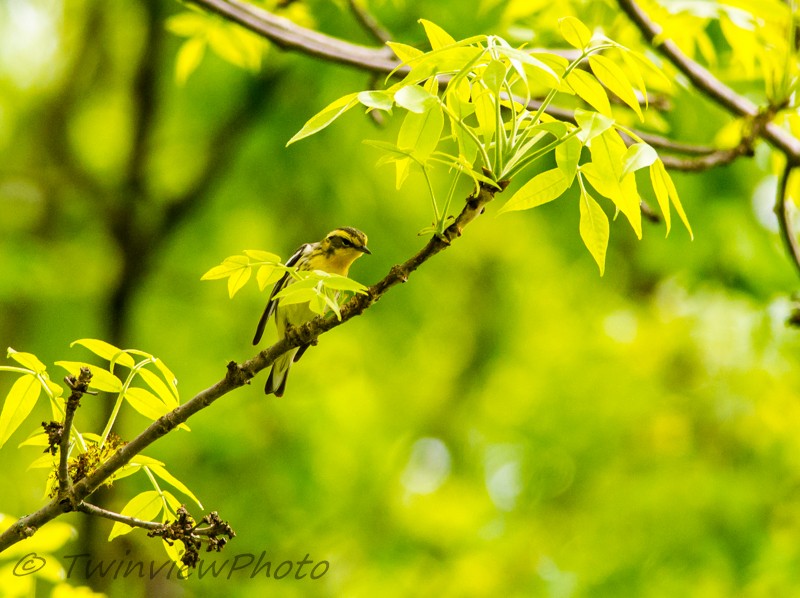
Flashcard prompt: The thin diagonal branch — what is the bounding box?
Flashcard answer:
[616,0,800,163]
[347,0,391,44]
[0,179,506,554]
[776,162,800,277]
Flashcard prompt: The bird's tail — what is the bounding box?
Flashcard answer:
[265,350,294,397]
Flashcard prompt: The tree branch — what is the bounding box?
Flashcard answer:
[77,502,162,531]
[347,0,391,44]
[0,178,506,554]
[776,163,800,278]
[616,0,800,163]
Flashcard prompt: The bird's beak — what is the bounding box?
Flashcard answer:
[359,246,371,255]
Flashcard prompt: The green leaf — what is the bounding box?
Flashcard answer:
[574,109,615,144]
[148,464,203,510]
[566,69,612,116]
[165,12,210,37]
[621,143,658,179]
[394,85,438,113]
[482,60,507,96]
[54,362,123,393]
[109,491,163,541]
[7,349,46,374]
[275,286,319,307]
[202,256,251,298]
[318,273,368,293]
[494,47,561,87]
[136,368,179,409]
[419,19,456,50]
[588,55,643,120]
[650,159,693,238]
[207,23,262,71]
[257,265,286,290]
[397,103,444,160]
[559,16,593,50]
[358,90,395,112]
[579,186,610,275]
[243,250,280,263]
[387,41,424,63]
[556,135,583,184]
[153,358,179,402]
[499,168,571,214]
[583,128,642,238]
[0,374,41,449]
[472,88,495,144]
[286,92,360,146]
[70,339,136,369]
[125,387,177,424]
[175,37,206,85]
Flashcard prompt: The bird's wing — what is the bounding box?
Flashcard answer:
[252,242,314,345]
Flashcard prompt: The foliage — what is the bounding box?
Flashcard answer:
[2,0,800,596]
[283,17,691,272]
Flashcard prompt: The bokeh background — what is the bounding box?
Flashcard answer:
[2,0,800,596]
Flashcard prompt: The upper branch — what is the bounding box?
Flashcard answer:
[0,179,505,554]
[616,0,800,163]
[775,163,800,278]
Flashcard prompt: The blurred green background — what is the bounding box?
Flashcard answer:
[2,0,800,596]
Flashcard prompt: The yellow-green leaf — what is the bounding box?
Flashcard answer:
[589,54,643,120]
[499,168,571,214]
[579,187,610,275]
[0,375,41,449]
[621,143,658,179]
[287,92,360,146]
[165,12,210,37]
[257,265,285,290]
[71,339,135,369]
[567,69,612,116]
[175,37,206,85]
[124,387,174,423]
[136,368,178,409]
[153,358,179,402]
[109,491,163,541]
[559,16,593,50]
[148,464,203,509]
[419,19,456,50]
[387,41,424,63]
[243,250,280,263]
[650,159,693,238]
[397,103,444,159]
[585,129,642,238]
[7,349,46,374]
[556,135,583,184]
[54,362,123,393]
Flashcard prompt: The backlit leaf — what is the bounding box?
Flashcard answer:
[287,92,360,146]
[499,168,571,214]
[70,339,136,369]
[589,55,643,120]
[567,69,612,116]
[556,135,583,184]
[621,143,658,179]
[175,37,205,85]
[109,491,163,541]
[0,375,41,449]
[394,85,437,114]
[358,90,395,112]
[559,16,593,50]
[579,187,610,275]
[54,362,123,393]
[7,349,46,374]
[419,19,456,50]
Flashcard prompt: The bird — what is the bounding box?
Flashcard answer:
[252,227,371,396]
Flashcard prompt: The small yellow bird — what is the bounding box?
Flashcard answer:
[252,227,371,396]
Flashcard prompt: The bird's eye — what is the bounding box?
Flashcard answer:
[341,238,353,248]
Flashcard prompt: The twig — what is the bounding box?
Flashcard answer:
[0,178,507,554]
[58,368,94,501]
[776,162,800,278]
[347,0,391,44]
[77,502,162,531]
[616,0,800,163]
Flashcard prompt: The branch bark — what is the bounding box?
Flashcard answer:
[0,179,505,554]
[776,163,800,277]
[616,0,800,164]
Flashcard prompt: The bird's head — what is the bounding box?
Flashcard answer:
[315,227,371,274]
